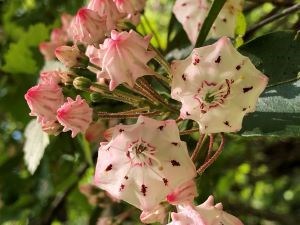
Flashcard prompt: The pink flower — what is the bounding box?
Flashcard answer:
[113,0,146,14]
[94,30,156,90]
[57,95,93,138]
[167,180,198,205]
[140,204,166,224]
[173,0,244,45]
[167,196,244,225]
[39,42,57,61]
[55,45,82,68]
[94,116,196,211]
[41,120,62,136]
[61,13,73,33]
[24,81,64,122]
[171,37,268,133]
[87,0,124,30]
[39,71,62,84]
[69,8,107,45]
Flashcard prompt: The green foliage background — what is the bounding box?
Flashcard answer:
[0,0,299,224]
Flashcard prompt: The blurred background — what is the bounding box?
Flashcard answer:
[0,0,299,224]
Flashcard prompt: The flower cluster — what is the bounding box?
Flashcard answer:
[24,1,270,224]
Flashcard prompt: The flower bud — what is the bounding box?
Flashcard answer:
[73,77,92,91]
[55,45,82,68]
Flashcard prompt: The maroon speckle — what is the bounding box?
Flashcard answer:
[236,65,241,70]
[186,16,190,19]
[222,18,227,22]
[201,110,207,114]
[119,129,124,132]
[243,86,253,93]
[105,164,112,171]
[119,184,125,191]
[126,151,131,158]
[171,160,180,166]
[186,111,191,116]
[171,142,178,146]
[163,178,168,186]
[141,184,148,196]
[158,125,164,131]
[124,176,129,180]
[242,107,247,111]
[215,56,221,63]
[193,58,200,65]
[182,3,187,6]
[224,121,230,127]
[182,74,187,81]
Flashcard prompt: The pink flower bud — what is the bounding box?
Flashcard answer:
[57,95,93,138]
[69,8,107,45]
[167,180,198,205]
[113,0,146,14]
[50,28,68,44]
[140,205,166,224]
[94,116,196,211]
[25,81,64,122]
[95,30,156,90]
[87,0,124,30]
[61,13,73,33]
[55,45,82,68]
[167,196,244,225]
[171,37,268,133]
[39,42,56,61]
[39,71,63,84]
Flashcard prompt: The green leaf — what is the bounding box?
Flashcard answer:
[195,0,226,47]
[238,31,300,85]
[77,135,93,167]
[241,80,300,136]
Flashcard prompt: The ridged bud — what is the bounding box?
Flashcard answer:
[73,77,92,91]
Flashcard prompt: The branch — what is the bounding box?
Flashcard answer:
[246,0,295,7]
[245,3,300,37]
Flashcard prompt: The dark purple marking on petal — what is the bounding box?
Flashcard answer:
[124,176,129,180]
[182,3,187,6]
[182,74,187,81]
[141,184,147,196]
[224,121,231,127]
[242,107,247,111]
[126,151,131,158]
[119,128,124,132]
[163,178,168,186]
[243,86,253,93]
[222,18,227,22]
[171,160,180,166]
[186,111,191,116]
[215,56,221,63]
[236,65,241,70]
[119,184,125,191]
[193,58,200,65]
[158,125,164,131]
[171,142,179,146]
[105,164,113,171]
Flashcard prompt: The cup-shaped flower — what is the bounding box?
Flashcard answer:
[171,37,268,133]
[167,196,244,225]
[93,30,156,90]
[167,179,198,205]
[69,8,107,46]
[113,0,146,14]
[140,204,166,224]
[57,95,93,138]
[94,116,196,211]
[87,0,124,30]
[173,0,243,45]
[25,81,64,122]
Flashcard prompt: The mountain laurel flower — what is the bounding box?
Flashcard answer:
[94,30,156,90]
[57,95,93,138]
[25,81,64,123]
[87,0,124,30]
[171,37,268,133]
[69,8,107,46]
[113,0,146,14]
[94,116,196,211]
[173,0,244,45]
[39,71,62,84]
[167,180,198,205]
[167,196,244,225]
[140,204,166,224]
[55,45,87,68]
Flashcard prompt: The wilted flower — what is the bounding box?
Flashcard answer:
[57,95,93,138]
[167,195,244,225]
[171,37,268,133]
[69,8,107,45]
[94,116,196,211]
[167,179,198,205]
[140,204,166,224]
[92,30,156,90]
[25,81,64,123]
[173,0,244,45]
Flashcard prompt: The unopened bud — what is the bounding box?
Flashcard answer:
[55,45,88,68]
[73,76,92,90]
[90,93,103,102]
